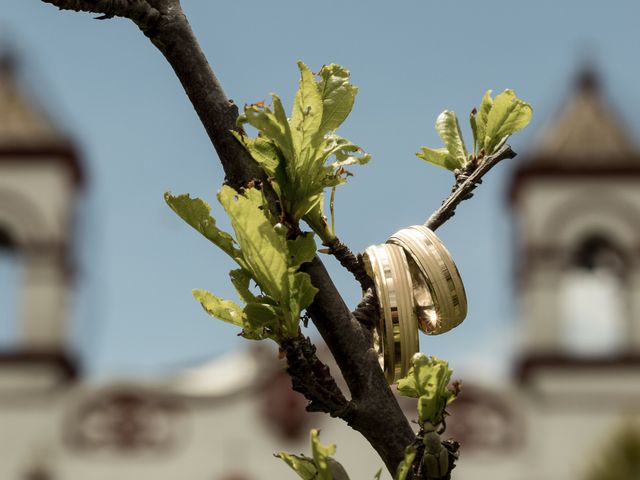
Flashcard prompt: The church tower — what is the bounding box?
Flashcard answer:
[508,69,640,479]
[510,68,640,360]
[0,51,84,390]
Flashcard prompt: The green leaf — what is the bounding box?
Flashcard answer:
[217,185,318,337]
[218,185,288,299]
[278,453,318,480]
[164,193,244,267]
[475,89,493,153]
[193,289,275,340]
[243,302,279,337]
[291,61,323,160]
[279,430,349,480]
[317,64,358,133]
[397,354,456,425]
[435,110,468,169]
[325,134,371,169]
[287,232,317,269]
[229,268,258,304]
[232,132,282,179]
[394,446,416,480]
[311,429,337,480]
[484,89,532,154]
[373,468,383,480]
[303,200,334,243]
[243,94,295,163]
[287,272,318,320]
[236,62,369,241]
[416,146,458,171]
[193,289,243,328]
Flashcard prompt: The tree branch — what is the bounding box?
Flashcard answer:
[425,144,516,230]
[40,0,416,474]
[281,333,353,418]
[42,0,160,27]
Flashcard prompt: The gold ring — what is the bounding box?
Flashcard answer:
[388,226,467,335]
[363,243,418,383]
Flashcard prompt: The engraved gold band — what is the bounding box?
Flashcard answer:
[388,226,467,335]
[363,244,419,383]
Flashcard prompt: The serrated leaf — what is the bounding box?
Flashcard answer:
[218,185,288,299]
[484,89,532,154]
[287,232,317,269]
[287,271,318,321]
[217,186,318,337]
[416,146,458,171]
[397,354,456,425]
[278,453,318,480]
[243,302,279,339]
[164,193,244,266]
[236,62,369,242]
[192,289,274,341]
[475,89,493,153]
[279,430,348,480]
[394,446,416,480]
[311,429,337,480]
[243,94,295,163]
[229,268,257,304]
[192,289,244,328]
[318,64,357,133]
[435,110,468,169]
[232,132,281,179]
[291,61,323,161]
[325,134,371,169]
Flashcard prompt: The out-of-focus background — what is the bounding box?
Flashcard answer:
[1,1,640,479]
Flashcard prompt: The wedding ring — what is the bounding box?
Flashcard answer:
[386,244,419,374]
[363,244,419,383]
[388,226,467,335]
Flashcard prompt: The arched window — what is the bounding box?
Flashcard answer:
[560,234,628,355]
[0,225,21,348]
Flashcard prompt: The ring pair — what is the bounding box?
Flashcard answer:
[363,226,467,384]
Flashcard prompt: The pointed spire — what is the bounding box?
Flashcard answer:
[576,64,599,92]
[530,66,636,165]
[0,46,84,186]
[0,47,69,149]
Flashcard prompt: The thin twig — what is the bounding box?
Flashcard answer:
[425,144,516,231]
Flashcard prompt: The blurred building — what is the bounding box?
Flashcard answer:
[1,51,640,479]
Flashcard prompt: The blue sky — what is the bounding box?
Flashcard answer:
[3,0,640,379]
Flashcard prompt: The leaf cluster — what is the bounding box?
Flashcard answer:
[235,62,370,242]
[417,89,532,171]
[165,186,317,340]
[278,430,351,480]
[397,354,458,426]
